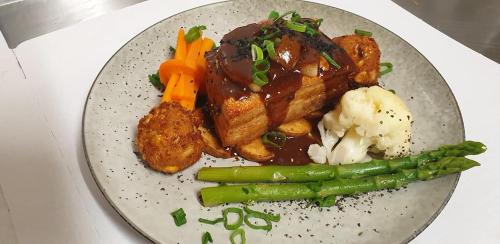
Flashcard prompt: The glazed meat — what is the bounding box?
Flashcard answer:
[136,102,203,173]
[332,34,381,86]
[205,20,362,147]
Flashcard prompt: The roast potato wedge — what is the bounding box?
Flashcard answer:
[198,126,232,158]
[277,118,312,137]
[236,138,274,162]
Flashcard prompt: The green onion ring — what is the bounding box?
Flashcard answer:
[252,59,270,73]
[277,10,296,20]
[198,217,224,225]
[321,51,341,69]
[202,232,213,244]
[243,213,272,231]
[243,207,281,222]
[263,40,276,59]
[252,71,268,86]
[230,228,246,244]
[257,29,281,42]
[268,10,279,21]
[222,207,244,230]
[379,62,393,76]
[251,44,264,61]
[354,28,373,37]
[285,21,307,32]
[262,131,287,148]
[185,25,207,43]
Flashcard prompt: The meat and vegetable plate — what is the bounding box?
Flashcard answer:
[133,10,486,243]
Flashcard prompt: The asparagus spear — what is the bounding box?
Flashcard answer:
[197,141,486,183]
[200,157,479,206]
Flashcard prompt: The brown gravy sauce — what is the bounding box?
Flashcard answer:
[207,20,356,165]
[263,134,319,165]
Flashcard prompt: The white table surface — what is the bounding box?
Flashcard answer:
[0,0,499,243]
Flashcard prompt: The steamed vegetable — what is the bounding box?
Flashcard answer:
[200,157,480,206]
[308,86,412,164]
[159,27,214,110]
[197,141,486,183]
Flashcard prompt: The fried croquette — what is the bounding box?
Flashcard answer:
[136,102,203,174]
[332,34,381,86]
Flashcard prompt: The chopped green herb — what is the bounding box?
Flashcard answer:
[243,207,280,222]
[268,10,279,21]
[243,212,272,231]
[277,10,296,21]
[388,89,396,94]
[185,25,207,43]
[230,228,246,244]
[262,131,287,148]
[148,71,164,91]
[252,59,270,73]
[252,71,269,86]
[169,46,176,54]
[198,217,224,225]
[251,44,264,61]
[305,24,318,36]
[291,12,301,22]
[263,40,276,59]
[379,62,393,76]
[312,195,337,207]
[315,18,323,27]
[286,21,307,32]
[223,207,244,230]
[170,208,187,226]
[202,232,213,244]
[321,51,341,69]
[354,28,373,37]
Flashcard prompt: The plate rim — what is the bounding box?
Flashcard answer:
[81,1,465,243]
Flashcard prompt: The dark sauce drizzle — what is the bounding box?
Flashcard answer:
[206,18,356,165]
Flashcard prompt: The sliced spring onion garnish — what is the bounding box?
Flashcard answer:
[251,44,264,61]
[291,12,301,22]
[379,62,393,76]
[169,46,176,54]
[243,207,281,222]
[170,208,187,226]
[185,25,207,43]
[252,71,269,86]
[252,59,270,73]
[243,213,272,231]
[312,195,337,207]
[354,28,373,37]
[222,207,244,230]
[320,51,341,69]
[286,21,307,32]
[202,232,213,244]
[198,217,224,225]
[148,71,164,91]
[263,40,276,59]
[230,228,246,244]
[305,24,318,36]
[278,10,296,20]
[262,131,287,148]
[268,10,279,21]
[315,18,324,27]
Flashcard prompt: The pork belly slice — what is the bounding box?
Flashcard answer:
[205,50,350,147]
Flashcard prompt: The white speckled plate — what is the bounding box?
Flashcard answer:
[83,1,464,243]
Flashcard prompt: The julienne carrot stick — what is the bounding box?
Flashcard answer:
[158,27,214,109]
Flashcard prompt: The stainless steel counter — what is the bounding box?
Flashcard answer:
[0,0,499,63]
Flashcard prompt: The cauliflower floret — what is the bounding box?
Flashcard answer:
[308,86,412,164]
